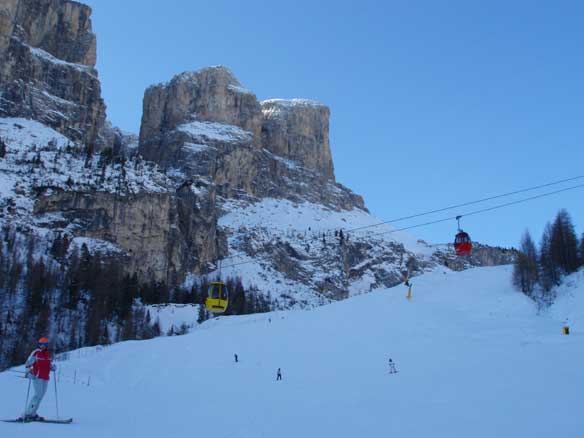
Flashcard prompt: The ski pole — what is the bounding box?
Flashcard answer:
[53,370,60,419]
[23,375,31,418]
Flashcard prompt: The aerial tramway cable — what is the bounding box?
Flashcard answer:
[347,174,584,234]
[217,174,584,263]
[217,182,584,270]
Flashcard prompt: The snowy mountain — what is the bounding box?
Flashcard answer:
[0,0,516,370]
[1,266,582,437]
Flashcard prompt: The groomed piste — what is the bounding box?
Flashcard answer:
[1,265,582,437]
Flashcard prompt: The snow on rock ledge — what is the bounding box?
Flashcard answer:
[177,120,254,144]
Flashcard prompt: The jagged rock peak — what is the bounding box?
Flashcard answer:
[139,66,262,147]
[0,0,97,67]
[140,66,337,181]
[152,66,246,91]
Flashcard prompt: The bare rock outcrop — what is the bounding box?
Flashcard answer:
[34,183,223,282]
[138,67,361,210]
[139,66,262,150]
[261,99,334,180]
[0,0,106,149]
[0,0,96,66]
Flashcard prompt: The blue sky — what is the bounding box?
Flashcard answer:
[84,0,584,247]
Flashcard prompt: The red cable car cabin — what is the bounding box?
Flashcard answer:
[454,231,472,256]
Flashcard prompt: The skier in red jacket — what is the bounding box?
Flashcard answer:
[22,337,56,421]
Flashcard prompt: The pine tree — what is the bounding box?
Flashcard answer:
[197,304,207,324]
[580,233,584,268]
[133,306,146,340]
[100,323,111,345]
[50,233,64,261]
[65,248,81,309]
[512,230,539,295]
[550,209,579,274]
[177,323,189,335]
[227,278,246,315]
[121,309,135,341]
[580,233,584,266]
[539,223,560,292]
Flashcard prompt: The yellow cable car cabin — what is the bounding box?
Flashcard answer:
[205,281,229,314]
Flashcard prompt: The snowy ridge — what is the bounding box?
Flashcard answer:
[1,266,581,437]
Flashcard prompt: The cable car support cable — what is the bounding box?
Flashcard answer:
[218,182,584,270]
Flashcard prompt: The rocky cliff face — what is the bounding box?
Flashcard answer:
[0,0,106,150]
[261,99,334,180]
[138,67,354,210]
[139,67,262,149]
[0,0,96,65]
[34,184,222,281]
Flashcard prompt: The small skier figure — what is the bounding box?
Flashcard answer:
[21,337,56,421]
[388,358,398,374]
[276,368,282,381]
[234,353,238,363]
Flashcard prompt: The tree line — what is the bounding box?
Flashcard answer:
[0,227,273,370]
[513,209,583,302]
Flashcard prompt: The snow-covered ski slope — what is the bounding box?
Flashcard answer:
[1,266,582,438]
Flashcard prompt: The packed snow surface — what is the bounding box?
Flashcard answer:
[1,266,582,437]
[144,304,199,334]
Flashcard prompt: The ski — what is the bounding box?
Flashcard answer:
[2,418,73,424]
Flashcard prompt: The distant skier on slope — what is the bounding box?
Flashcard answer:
[276,368,282,381]
[20,337,56,421]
